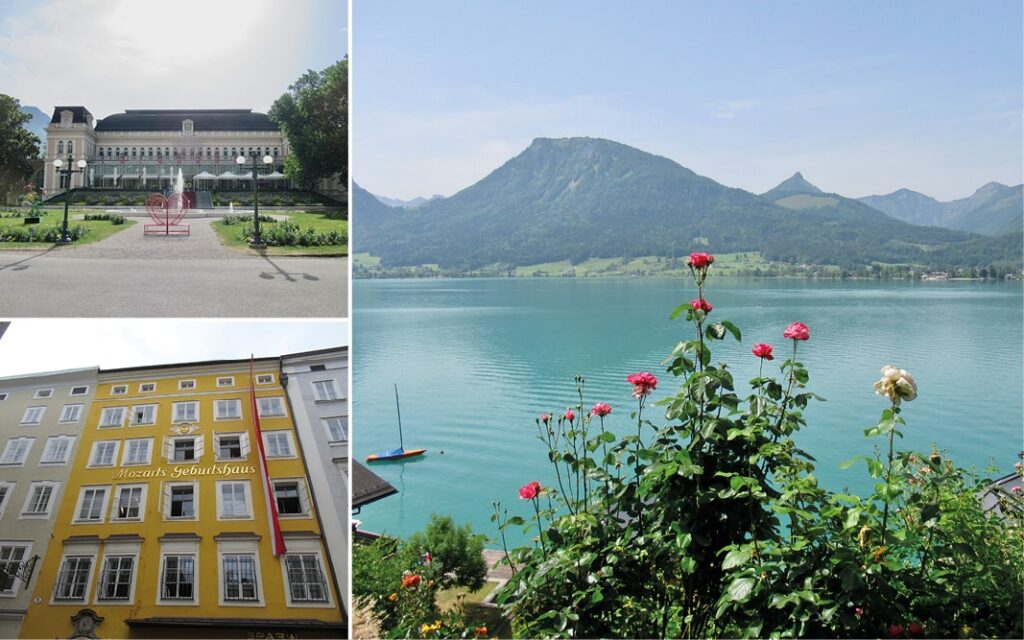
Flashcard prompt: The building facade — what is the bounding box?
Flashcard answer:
[280,348,349,615]
[43,107,291,195]
[18,358,344,639]
[0,368,98,639]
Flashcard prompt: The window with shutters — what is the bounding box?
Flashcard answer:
[165,483,197,519]
[256,396,286,417]
[172,401,199,423]
[74,487,108,523]
[59,404,83,423]
[284,553,329,603]
[323,417,347,443]
[312,379,339,401]
[40,435,76,464]
[21,481,58,517]
[53,556,93,601]
[97,556,134,600]
[0,545,29,595]
[272,479,310,517]
[263,431,294,458]
[160,555,196,601]
[215,399,242,420]
[99,406,126,428]
[166,436,203,463]
[215,433,248,461]
[112,485,145,521]
[20,406,45,425]
[89,441,119,467]
[217,481,252,519]
[130,404,157,426]
[0,437,34,465]
[122,438,152,466]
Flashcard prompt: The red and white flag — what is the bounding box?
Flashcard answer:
[250,356,287,556]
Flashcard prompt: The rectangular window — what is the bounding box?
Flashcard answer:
[59,404,83,423]
[312,380,339,401]
[98,556,134,600]
[122,438,152,465]
[168,485,195,519]
[222,554,258,601]
[0,438,34,465]
[22,482,55,516]
[273,480,304,515]
[256,374,274,384]
[215,399,241,420]
[69,385,89,396]
[90,441,119,467]
[0,393,8,401]
[53,556,92,601]
[172,401,198,423]
[217,377,234,387]
[130,405,156,426]
[0,483,13,518]
[263,432,293,458]
[216,434,246,460]
[111,385,127,395]
[33,388,53,399]
[139,383,155,393]
[20,406,45,425]
[40,435,75,464]
[0,545,28,595]
[76,487,108,522]
[161,555,195,601]
[218,481,250,518]
[285,554,328,602]
[178,379,196,390]
[172,438,195,462]
[99,406,126,427]
[323,417,347,443]
[113,486,144,520]
[257,397,286,417]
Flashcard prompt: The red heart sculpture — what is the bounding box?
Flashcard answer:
[144,192,189,225]
[145,193,168,223]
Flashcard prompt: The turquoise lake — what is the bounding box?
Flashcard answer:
[353,278,1023,546]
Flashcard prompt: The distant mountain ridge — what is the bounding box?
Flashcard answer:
[356,137,1021,271]
[859,182,1022,236]
[372,192,444,209]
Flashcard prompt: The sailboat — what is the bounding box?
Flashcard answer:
[366,384,427,462]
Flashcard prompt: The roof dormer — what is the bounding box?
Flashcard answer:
[60,110,73,127]
[182,119,194,135]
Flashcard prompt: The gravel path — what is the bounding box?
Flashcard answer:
[59,216,240,260]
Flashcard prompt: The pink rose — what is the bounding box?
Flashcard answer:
[539,413,550,424]
[752,343,774,360]
[591,402,612,417]
[907,623,925,638]
[783,322,810,341]
[688,252,714,268]
[626,372,658,398]
[519,481,541,500]
[564,408,575,422]
[888,623,904,638]
[690,298,712,313]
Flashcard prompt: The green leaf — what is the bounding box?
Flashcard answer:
[728,577,755,602]
[590,589,604,604]
[706,322,727,340]
[722,547,753,569]
[669,303,690,320]
[720,320,742,341]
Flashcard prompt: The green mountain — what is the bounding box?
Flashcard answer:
[859,182,1023,236]
[761,171,822,198]
[356,137,1020,270]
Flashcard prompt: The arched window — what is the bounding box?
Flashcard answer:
[131,147,137,157]
[165,147,169,157]
[115,147,120,157]
[58,141,64,154]
[148,148,153,157]
[206,148,211,158]
[67,141,73,155]
[273,147,279,157]
[231,147,237,157]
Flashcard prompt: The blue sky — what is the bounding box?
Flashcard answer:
[0,0,346,119]
[354,1,1022,201]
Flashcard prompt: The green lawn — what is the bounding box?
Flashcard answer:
[211,210,348,256]
[0,212,135,250]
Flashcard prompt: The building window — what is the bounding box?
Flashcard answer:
[59,404,83,423]
[215,433,248,460]
[34,388,53,399]
[122,438,152,466]
[215,399,241,420]
[167,436,203,463]
[0,482,14,519]
[130,404,157,426]
[40,435,76,464]
[90,441,119,467]
[0,393,7,401]
[0,545,29,595]
[99,406,126,427]
[58,141,64,154]
[256,374,274,384]
[161,555,195,601]
[263,431,294,458]
[257,397,286,417]
[217,481,251,519]
[312,380,340,401]
[20,406,45,425]
[139,383,155,393]
[112,485,145,521]
[178,379,196,390]
[53,556,92,601]
[222,554,259,602]
[323,417,347,443]
[21,482,57,517]
[69,385,89,396]
[166,484,196,519]
[284,554,329,603]
[111,385,127,396]
[172,401,198,423]
[75,487,108,523]
[217,377,234,387]
[0,437,34,465]
[98,556,134,600]
[272,479,308,516]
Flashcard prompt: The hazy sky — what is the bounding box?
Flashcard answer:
[0,0,346,119]
[354,1,1023,201]
[0,320,348,378]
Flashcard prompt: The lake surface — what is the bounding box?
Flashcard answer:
[353,277,1023,546]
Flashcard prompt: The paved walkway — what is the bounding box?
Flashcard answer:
[0,217,347,317]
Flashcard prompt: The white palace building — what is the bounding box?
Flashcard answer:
[42,106,294,195]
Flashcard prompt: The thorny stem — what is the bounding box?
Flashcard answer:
[532,496,547,558]
[880,404,899,549]
[492,502,520,574]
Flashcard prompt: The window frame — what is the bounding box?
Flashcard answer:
[282,551,333,607]
[172,401,199,423]
[129,404,158,427]
[121,438,153,466]
[58,403,84,424]
[73,486,110,524]
[178,379,196,391]
[158,553,198,604]
[256,396,287,418]
[322,416,347,444]
[272,478,311,518]
[110,484,147,522]
[88,440,120,468]
[166,435,204,464]
[255,373,275,385]
[51,554,95,603]
[218,551,263,606]
[110,385,128,396]
[40,435,76,465]
[98,406,127,428]
[138,382,156,393]
[0,482,15,520]
[215,480,253,520]
[20,406,45,426]
[0,437,35,466]
[164,482,199,521]
[0,542,33,597]
[214,398,242,421]
[262,431,296,459]
[216,377,235,387]
[214,432,248,461]
[311,379,341,402]
[95,554,137,603]
[69,385,90,397]
[20,481,59,519]
[33,388,53,399]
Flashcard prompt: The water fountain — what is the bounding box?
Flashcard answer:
[175,169,184,195]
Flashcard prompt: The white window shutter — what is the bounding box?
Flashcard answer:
[162,438,173,462]
[299,480,311,514]
[162,483,172,516]
[240,433,251,457]
[194,436,205,459]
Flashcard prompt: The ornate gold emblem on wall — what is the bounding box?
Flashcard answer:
[172,422,199,435]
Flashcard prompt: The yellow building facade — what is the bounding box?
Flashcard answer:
[19,358,344,639]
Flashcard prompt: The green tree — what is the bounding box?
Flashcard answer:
[269,58,347,189]
[0,94,40,200]
[407,514,488,591]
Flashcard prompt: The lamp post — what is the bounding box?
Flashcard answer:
[52,154,87,244]
[236,152,273,249]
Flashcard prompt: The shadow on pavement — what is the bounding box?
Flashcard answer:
[256,250,321,283]
[0,246,58,272]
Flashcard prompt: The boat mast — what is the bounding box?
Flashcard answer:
[394,383,404,450]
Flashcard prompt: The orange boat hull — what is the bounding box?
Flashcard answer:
[366,448,427,462]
